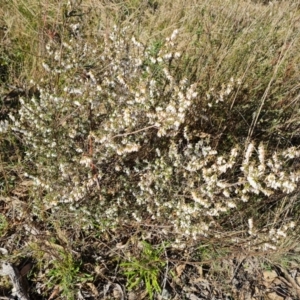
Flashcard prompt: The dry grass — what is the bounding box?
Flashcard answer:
[1,0,300,299]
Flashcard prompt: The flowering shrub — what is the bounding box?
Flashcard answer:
[7,17,299,250]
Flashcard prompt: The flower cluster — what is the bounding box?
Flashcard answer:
[8,19,300,245]
[206,77,241,106]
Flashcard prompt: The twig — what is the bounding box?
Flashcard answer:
[0,262,30,300]
[273,263,300,299]
[112,125,157,138]
[230,257,246,283]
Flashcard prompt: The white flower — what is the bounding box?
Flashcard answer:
[191,191,210,208]
[244,142,254,163]
[258,142,265,165]
[163,53,172,60]
[265,173,281,189]
[263,243,277,250]
[227,201,236,208]
[166,104,176,114]
[248,218,253,230]
[276,229,286,237]
[170,29,179,41]
[174,52,181,59]
[290,172,300,183]
[225,85,232,95]
[174,121,181,129]
[64,87,83,95]
[282,180,296,193]
[247,175,260,191]
[289,221,296,228]
[0,120,9,133]
[42,62,51,72]
[223,189,230,198]
[248,218,254,235]
[241,195,249,202]
[150,57,156,64]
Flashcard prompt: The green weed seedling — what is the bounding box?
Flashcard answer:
[121,241,166,300]
[46,249,84,300]
[0,215,8,237]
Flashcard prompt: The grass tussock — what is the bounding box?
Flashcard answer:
[1,0,300,299]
